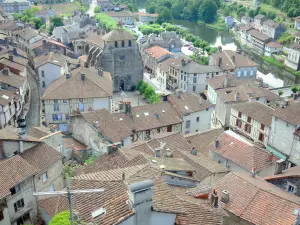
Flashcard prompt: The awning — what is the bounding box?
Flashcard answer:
[266,145,287,160]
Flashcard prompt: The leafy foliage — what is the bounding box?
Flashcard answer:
[94,6,101,13]
[291,86,299,94]
[13,7,43,29]
[49,211,74,225]
[137,81,161,104]
[278,90,284,96]
[95,13,117,31]
[198,0,217,23]
[260,0,300,17]
[84,156,97,165]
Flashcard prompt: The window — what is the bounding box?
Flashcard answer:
[115,41,118,48]
[247,116,251,123]
[146,130,150,135]
[186,120,191,129]
[286,123,289,127]
[287,183,296,193]
[52,114,58,121]
[256,97,259,101]
[57,114,62,121]
[10,184,20,195]
[122,40,125,47]
[196,117,199,122]
[260,124,265,130]
[193,77,197,83]
[79,103,84,112]
[167,125,172,132]
[128,40,131,47]
[193,86,196,92]
[206,108,209,111]
[54,103,59,111]
[14,198,24,212]
[157,128,160,133]
[42,81,45,87]
[245,123,251,134]
[42,172,48,182]
[181,74,183,80]
[41,70,45,77]
[259,132,264,142]
[184,76,186,82]
[238,112,242,118]
[196,130,198,132]
[63,99,67,103]
[79,98,83,102]
[66,114,69,120]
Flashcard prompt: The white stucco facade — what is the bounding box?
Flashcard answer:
[182,108,213,134]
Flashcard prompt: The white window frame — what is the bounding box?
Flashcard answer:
[287,182,296,194]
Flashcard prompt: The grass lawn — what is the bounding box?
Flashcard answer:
[41,3,80,16]
[198,17,227,31]
[259,3,286,17]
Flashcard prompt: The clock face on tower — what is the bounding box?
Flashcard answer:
[119,54,125,61]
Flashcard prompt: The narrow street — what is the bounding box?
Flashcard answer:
[86,0,97,16]
[26,66,41,130]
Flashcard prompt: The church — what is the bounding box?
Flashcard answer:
[74,28,144,92]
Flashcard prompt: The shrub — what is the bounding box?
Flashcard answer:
[131,84,137,92]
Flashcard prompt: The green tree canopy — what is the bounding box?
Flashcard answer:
[157,7,173,24]
[49,211,74,225]
[94,6,101,13]
[51,16,64,27]
[198,0,218,23]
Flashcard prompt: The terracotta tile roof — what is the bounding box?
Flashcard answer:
[0,53,28,66]
[115,102,182,132]
[264,165,300,181]
[232,101,274,127]
[101,28,136,41]
[168,92,214,114]
[157,57,174,72]
[38,196,68,218]
[214,172,300,225]
[0,68,24,88]
[0,127,41,142]
[33,51,77,68]
[144,46,173,60]
[42,67,112,100]
[80,109,132,143]
[0,58,25,72]
[266,41,282,48]
[208,130,277,172]
[63,137,87,150]
[185,128,224,155]
[248,29,272,42]
[21,143,63,172]
[273,101,300,125]
[0,155,37,198]
[0,21,21,31]
[29,38,66,50]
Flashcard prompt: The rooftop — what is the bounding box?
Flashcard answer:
[254,14,266,20]
[290,43,300,51]
[12,28,39,41]
[0,21,21,31]
[266,41,282,48]
[42,67,112,100]
[273,101,300,125]
[29,38,66,50]
[28,127,60,139]
[0,68,24,88]
[101,28,136,41]
[157,57,175,73]
[104,10,133,17]
[248,29,272,42]
[207,74,258,90]
[263,19,279,28]
[0,58,25,72]
[144,45,173,60]
[264,166,300,180]
[33,51,78,68]
[0,127,41,142]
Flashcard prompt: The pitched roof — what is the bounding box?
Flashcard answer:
[21,143,62,172]
[29,38,66,50]
[209,130,276,172]
[28,127,53,139]
[185,128,224,155]
[101,28,136,41]
[0,127,41,142]
[0,89,17,106]
[33,51,76,68]
[0,68,24,88]
[263,19,279,28]
[273,101,300,125]
[144,46,173,60]
[39,195,68,218]
[0,155,37,198]
[232,102,274,126]
[0,58,25,72]
[115,102,182,132]
[134,12,158,17]
[42,67,112,100]
[0,21,21,31]
[264,166,300,180]
[266,41,282,48]
[80,109,132,143]
[168,93,214,114]
[213,172,300,225]
[254,14,266,20]
[13,28,39,41]
[207,74,258,90]
[157,57,175,72]
[248,29,272,41]
[104,10,133,17]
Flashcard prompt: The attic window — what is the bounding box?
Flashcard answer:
[144,112,149,116]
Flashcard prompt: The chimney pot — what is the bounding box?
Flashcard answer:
[215,137,220,148]
[221,190,229,203]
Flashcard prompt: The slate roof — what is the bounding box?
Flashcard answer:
[80,109,132,143]
[144,46,173,59]
[101,28,136,41]
[273,101,300,125]
[0,155,37,198]
[208,130,277,172]
[157,57,174,73]
[42,67,112,100]
[168,92,214,114]
[263,19,279,28]
[21,143,63,172]
[207,74,257,90]
[185,128,224,155]
[0,127,41,142]
[213,172,300,225]
[13,28,39,41]
[232,101,274,126]
[115,102,182,132]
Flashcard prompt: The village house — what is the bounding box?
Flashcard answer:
[168,92,214,134]
[71,11,95,29]
[264,41,283,56]
[253,14,267,30]
[28,39,67,58]
[284,43,300,71]
[33,51,79,94]
[72,109,132,156]
[239,25,254,42]
[261,19,285,39]
[210,50,258,78]
[211,172,300,225]
[12,28,43,51]
[34,9,55,26]
[134,12,158,23]
[208,130,277,176]
[104,11,134,25]
[175,57,223,94]
[0,68,29,128]
[0,50,27,76]
[96,0,117,11]
[62,136,88,161]
[115,102,182,141]
[230,101,274,145]
[267,101,300,167]
[214,84,278,127]
[52,25,85,45]
[156,58,174,90]
[265,166,300,196]
[0,21,22,36]
[224,16,234,28]
[296,31,300,44]
[2,0,30,13]
[139,32,182,53]
[74,29,144,92]
[295,16,300,30]
[143,45,173,75]
[241,15,251,25]
[247,29,272,54]
[42,67,112,132]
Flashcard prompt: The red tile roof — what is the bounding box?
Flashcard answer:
[144,46,173,60]
[264,166,300,181]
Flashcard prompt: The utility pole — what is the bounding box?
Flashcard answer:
[33,174,104,225]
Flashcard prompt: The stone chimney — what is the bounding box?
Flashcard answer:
[129,180,154,225]
[2,67,9,76]
[215,137,220,148]
[8,54,13,62]
[43,39,47,51]
[210,189,218,208]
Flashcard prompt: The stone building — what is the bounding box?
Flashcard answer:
[74,29,143,92]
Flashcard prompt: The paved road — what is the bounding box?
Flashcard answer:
[86,0,97,16]
[26,66,41,130]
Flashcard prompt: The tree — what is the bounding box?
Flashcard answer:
[193,38,202,48]
[34,1,38,5]
[198,0,218,23]
[94,6,101,14]
[49,211,74,225]
[149,94,161,103]
[144,85,155,99]
[34,18,42,29]
[51,16,64,27]
[248,9,255,18]
[137,80,144,91]
[157,7,173,24]
[199,40,209,53]
[139,82,148,94]
[291,86,299,94]
[278,90,284,96]
[146,4,156,14]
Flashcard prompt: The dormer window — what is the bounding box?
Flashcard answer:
[122,40,125,47]
[115,41,118,48]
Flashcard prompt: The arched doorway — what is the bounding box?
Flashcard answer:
[119,79,125,91]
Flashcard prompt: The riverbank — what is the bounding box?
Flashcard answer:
[262,56,300,77]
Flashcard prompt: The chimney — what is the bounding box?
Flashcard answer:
[258,78,263,88]
[66,74,70,79]
[19,141,24,153]
[210,189,218,208]
[42,39,47,51]
[235,92,240,101]
[94,121,100,127]
[12,47,17,55]
[251,167,256,177]
[125,102,132,116]
[155,149,161,157]
[274,159,285,175]
[191,146,197,155]
[8,54,13,62]
[218,57,222,66]
[224,76,231,87]
[221,190,229,203]
[129,180,154,225]
[81,73,85,80]
[181,58,185,66]
[267,153,273,162]
[215,137,220,148]
[2,67,9,76]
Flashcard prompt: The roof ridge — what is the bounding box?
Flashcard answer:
[84,71,111,96]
